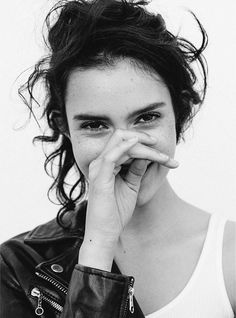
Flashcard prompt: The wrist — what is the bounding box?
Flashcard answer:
[78,238,118,272]
[82,233,118,250]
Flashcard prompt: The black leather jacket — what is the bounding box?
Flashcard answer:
[0,201,145,318]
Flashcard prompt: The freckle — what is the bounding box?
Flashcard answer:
[123,250,126,254]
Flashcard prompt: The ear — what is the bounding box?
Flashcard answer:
[64,131,71,140]
[50,110,71,139]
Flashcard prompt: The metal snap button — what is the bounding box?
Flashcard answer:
[51,264,63,273]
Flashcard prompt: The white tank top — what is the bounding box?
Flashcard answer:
[145,213,234,318]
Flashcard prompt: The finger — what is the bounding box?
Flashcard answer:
[125,143,179,169]
[123,158,150,190]
[101,129,157,156]
[89,137,139,185]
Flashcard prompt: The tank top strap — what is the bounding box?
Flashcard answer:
[213,213,232,309]
[202,213,233,312]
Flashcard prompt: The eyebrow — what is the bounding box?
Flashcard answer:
[73,102,165,122]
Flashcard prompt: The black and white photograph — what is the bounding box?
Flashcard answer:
[0,0,235,317]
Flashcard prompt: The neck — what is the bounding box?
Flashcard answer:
[119,179,185,246]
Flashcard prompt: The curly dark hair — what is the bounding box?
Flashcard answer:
[18,0,208,228]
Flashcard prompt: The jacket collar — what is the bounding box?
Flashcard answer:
[24,200,87,244]
[23,200,123,282]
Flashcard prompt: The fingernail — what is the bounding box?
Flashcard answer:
[159,153,169,161]
[169,158,179,167]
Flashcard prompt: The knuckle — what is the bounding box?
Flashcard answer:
[102,155,116,166]
[133,164,145,173]
[103,155,111,162]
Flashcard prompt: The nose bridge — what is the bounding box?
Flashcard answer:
[113,114,130,131]
[112,113,139,132]
[110,113,148,137]
[114,124,150,137]
[114,124,130,132]
[109,104,132,128]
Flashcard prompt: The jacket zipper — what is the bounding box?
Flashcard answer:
[36,270,135,317]
[35,271,68,294]
[31,287,63,315]
[123,277,135,317]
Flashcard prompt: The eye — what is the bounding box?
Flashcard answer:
[80,121,107,131]
[136,112,161,125]
[80,112,161,132]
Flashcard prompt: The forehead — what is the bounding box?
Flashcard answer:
[65,59,171,114]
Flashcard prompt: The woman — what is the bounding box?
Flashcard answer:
[0,0,235,317]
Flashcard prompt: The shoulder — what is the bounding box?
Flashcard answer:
[0,231,30,258]
[0,203,87,266]
[0,231,33,287]
[222,219,236,314]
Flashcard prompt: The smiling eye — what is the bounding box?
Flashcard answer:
[137,112,161,124]
[80,121,107,131]
[80,112,161,132]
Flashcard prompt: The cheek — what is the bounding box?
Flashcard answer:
[153,121,176,158]
[70,136,105,177]
[165,131,177,158]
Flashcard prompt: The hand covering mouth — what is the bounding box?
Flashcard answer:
[119,161,152,177]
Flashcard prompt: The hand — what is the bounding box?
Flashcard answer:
[83,129,179,249]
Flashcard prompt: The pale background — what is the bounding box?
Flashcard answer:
[0,0,235,244]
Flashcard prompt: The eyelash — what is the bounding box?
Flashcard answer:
[80,112,161,132]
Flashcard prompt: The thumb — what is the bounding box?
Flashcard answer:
[125,159,150,192]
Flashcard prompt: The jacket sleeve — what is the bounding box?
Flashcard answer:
[0,253,35,318]
[61,263,136,318]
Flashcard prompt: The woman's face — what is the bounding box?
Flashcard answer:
[65,59,177,205]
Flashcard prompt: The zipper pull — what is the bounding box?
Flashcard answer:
[128,278,135,313]
[31,287,44,316]
[128,286,134,313]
